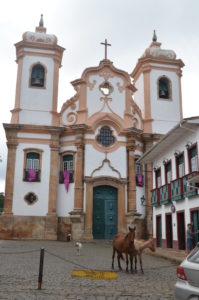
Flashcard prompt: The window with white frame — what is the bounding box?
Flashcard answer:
[165,162,172,184]
[24,152,40,181]
[156,168,161,188]
[189,146,198,172]
[177,154,184,178]
[59,154,74,183]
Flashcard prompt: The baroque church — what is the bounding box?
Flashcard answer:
[0,16,184,240]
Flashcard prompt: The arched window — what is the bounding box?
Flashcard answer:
[23,150,42,182]
[158,77,171,99]
[31,64,45,87]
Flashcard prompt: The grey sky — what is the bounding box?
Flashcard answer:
[1,0,199,191]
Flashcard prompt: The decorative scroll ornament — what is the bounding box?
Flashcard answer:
[66,112,77,124]
[116,81,125,93]
[99,68,114,81]
[87,78,97,90]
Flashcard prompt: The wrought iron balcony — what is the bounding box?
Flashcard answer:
[151,188,160,207]
[151,171,199,206]
[160,183,171,205]
[171,178,184,201]
[23,169,40,182]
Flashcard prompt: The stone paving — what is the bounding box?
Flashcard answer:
[0,240,178,300]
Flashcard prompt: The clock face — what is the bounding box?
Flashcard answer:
[99,81,113,96]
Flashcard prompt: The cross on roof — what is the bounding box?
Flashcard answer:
[100,39,111,60]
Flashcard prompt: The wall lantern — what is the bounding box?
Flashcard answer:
[163,159,168,165]
[185,142,192,149]
[171,202,176,213]
[174,150,180,157]
[140,195,153,208]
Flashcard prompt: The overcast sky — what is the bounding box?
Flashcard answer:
[1,0,199,191]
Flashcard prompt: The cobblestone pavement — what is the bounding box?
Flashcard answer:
[0,240,178,300]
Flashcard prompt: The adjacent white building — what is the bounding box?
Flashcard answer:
[140,118,199,250]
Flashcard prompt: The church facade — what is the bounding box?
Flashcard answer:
[0,18,184,240]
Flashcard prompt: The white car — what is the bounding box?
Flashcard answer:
[175,243,199,300]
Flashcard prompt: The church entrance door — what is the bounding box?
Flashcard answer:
[93,185,117,239]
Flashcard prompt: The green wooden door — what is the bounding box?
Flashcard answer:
[93,186,117,239]
[192,211,199,245]
[156,216,162,247]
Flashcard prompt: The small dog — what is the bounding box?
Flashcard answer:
[75,242,82,256]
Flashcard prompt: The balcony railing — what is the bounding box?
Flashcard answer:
[151,188,160,207]
[151,171,199,206]
[23,169,40,182]
[160,183,171,205]
[171,178,184,201]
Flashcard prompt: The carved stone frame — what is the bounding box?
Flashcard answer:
[84,176,127,239]
[23,148,43,181]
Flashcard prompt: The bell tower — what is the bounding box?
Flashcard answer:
[131,31,184,135]
[11,15,65,126]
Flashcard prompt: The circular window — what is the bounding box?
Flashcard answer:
[96,126,115,147]
[99,81,113,96]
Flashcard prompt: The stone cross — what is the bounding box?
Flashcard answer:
[101,39,111,60]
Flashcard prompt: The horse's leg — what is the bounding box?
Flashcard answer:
[130,254,133,273]
[117,252,122,271]
[134,255,137,273]
[125,252,129,273]
[139,254,144,273]
[112,248,115,270]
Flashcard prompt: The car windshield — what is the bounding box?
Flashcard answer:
[187,243,199,263]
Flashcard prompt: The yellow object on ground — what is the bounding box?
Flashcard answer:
[72,269,118,280]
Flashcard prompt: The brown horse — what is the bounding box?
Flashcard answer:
[112,226,136,272]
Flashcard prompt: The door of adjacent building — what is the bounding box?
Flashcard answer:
[93,185,117,239]
[177,211,186,250]
[166,214,173,248]
[156,215,162,247]
[191,210,199,246]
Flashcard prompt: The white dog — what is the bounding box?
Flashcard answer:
[75,242,82,256]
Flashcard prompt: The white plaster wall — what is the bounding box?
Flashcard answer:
[150,69,181,134]
[136,186,146,217]
[19,56,54,125]
[87,75,126,119]
[12,143,50,216]
[84,144,126,178]
[134,74,144,117]
[17,133,51,139]
[19,110,52,125]
[57,183,74,216]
